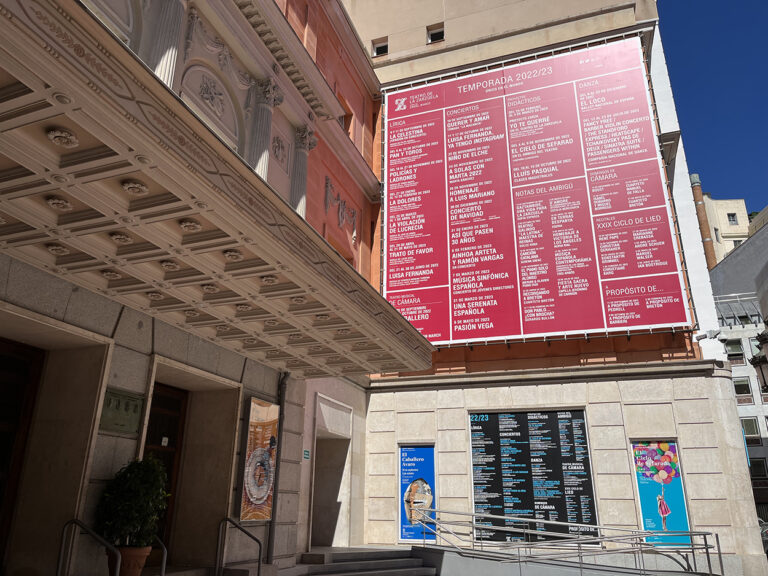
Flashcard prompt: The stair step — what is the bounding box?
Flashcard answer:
[308,568,435,576]
[328,550,414,563]
[142,568,210,576]
[307,558,423,574]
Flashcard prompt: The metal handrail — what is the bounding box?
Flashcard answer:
[56,518,168,576]
[411,507,724,575]
[154,534,168,576]
[57,519,121,576]
[215,517,263,576]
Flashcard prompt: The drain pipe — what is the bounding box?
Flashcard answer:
[266,371,289,565]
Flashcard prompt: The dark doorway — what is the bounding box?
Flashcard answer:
[0,338,44,566]
[144,383,188,549]
[311,437,351,547]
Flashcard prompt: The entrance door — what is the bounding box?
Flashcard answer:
[144,383,188,547]
[0,338,44,565]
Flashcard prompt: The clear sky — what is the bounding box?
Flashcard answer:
[657,1,768,214]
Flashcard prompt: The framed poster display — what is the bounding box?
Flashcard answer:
[470,409,597,541]
[240,397,280,521]
[399,445,437,541]
[632,441,691,545]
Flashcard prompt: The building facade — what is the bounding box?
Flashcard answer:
[690,174,751,265]
[345,1,766,574]
[1,1,766,575]
[0,0,432,574]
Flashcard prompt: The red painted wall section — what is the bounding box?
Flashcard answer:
[306,137,375,282]
[280,0,376,165]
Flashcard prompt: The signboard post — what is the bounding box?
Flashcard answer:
[399,445,437,541]
[384,38,689,345]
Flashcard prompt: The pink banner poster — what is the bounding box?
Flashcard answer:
[384,38,689,344]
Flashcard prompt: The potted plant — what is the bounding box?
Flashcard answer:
[95,455,168,576]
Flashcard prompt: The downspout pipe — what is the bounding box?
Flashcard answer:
[266,371,289,564]
[690,173,718,270]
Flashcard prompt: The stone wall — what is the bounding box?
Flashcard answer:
[365,362,768,575]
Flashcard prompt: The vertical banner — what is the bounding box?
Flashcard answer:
[240,398,280,521]
[399,445,437,541]
[632,441,691,545]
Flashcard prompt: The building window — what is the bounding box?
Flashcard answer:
[750,338,761,356]
[714,227,721,242]
[733,239,743,248]
[372,37,388,57]
[726,339,745,365]
[427,23,444,44]
[743,417,761,445]
[735,377,752,396]
[750,458,768,478]
[728,213,738,225]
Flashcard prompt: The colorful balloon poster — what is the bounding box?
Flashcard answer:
[632,441,691,545]
[399,446,436,541]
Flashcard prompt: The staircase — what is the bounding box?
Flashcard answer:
[293,548,436,576]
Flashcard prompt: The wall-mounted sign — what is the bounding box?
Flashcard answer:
[632,441,690,545]
[383,38,689,345]
[99,389,143,436]
[399,445,436,541]
[470,410,597,541]
[240,398,280,521]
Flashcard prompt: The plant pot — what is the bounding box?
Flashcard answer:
[106,545,152,576]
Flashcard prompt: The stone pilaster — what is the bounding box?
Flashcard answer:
[245,78,284,179]
[138,0,185,87]
[289,126,317,218]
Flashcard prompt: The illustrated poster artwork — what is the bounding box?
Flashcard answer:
[240,398,280,521]
[632,441,691,545]
[399,446,437,541]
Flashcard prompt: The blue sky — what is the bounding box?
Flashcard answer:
[657,1,768,214]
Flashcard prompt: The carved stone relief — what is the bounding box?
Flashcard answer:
[325,176,358,247]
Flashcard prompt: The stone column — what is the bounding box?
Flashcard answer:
[290,126,317,218]
[245,78,284,180]
[138,0,185,87]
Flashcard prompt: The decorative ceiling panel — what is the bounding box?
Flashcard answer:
[0,0,433,383]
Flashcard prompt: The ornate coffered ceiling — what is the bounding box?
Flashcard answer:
[0,0,433,383]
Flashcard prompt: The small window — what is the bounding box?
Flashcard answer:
[735,377,752,396]
[733,239,743,248]
[427,23,445,44]
[750,458,768,478]
[714,227,721,242]
[728,213,738,225]
[750,338,761,356]
[744,419,761,445]
[372,37,388,57]
[726,339,745,365]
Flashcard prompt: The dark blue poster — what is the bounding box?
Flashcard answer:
[470,410,598,541]
[399,445,436,541]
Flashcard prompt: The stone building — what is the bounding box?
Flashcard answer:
[690,173,751,267]
[344,0,766,574]
[0,1,766,576]
[0,0,431,574]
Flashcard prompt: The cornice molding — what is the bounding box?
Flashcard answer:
[0,0,433,379]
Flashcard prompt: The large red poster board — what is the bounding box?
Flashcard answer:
[383,38,689,345]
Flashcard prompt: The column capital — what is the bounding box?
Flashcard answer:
[252,77,284,108]
[295,125,317,151]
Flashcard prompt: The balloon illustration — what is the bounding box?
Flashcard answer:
[634,442,677,530]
